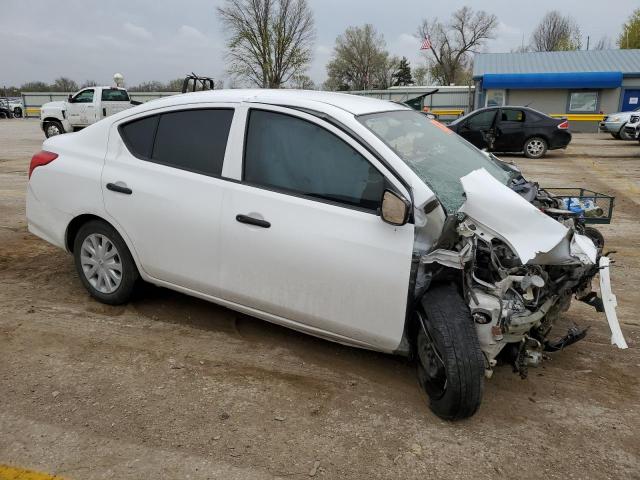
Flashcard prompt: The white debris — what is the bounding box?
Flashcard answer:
[598,256,628,349]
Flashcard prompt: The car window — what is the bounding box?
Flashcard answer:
[151,109,234,176]
[119,115,159,159]
[467,110,496,129]
[73,89,94,103]
[244,110,385,211]
[500,109,525,122]
[102,88,130,101]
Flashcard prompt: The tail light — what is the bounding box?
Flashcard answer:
[29,150,58,179]
[557,120,569,130]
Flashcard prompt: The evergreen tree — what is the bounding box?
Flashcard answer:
[392,57,413,86]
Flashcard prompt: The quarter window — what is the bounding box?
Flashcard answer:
[569,91,598,113]
[500,109,525,122]
[119,108,234,177]
[244,110,385,211]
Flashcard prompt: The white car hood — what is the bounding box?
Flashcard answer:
[41,101,66,111]
[459,168,597,265]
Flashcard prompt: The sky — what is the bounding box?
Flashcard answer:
[1,0,636,88]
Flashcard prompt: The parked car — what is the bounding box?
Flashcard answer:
[622,113,640,141]
[40,86,137,138]
[0,98,14,118]
[448,106,572,159]
[1,97,24,117]
[600,107,640,140]
[26,90,623,420]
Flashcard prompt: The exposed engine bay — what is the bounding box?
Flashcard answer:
[415,166,627,379]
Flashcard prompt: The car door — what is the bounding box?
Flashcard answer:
[218,106,415,351]
[493,108,526,152]
[102,106,236,296]
[67,89,96,126]
[456,109,497,149]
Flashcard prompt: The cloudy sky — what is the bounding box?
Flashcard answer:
[2,0,637,87]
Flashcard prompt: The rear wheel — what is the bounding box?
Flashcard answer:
[416,284,485,420]
[73,220,138,305]
[523,137,548,159]
[44,120,65,138]
[13,107,22,118]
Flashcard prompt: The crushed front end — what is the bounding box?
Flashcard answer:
[416,168,626,379]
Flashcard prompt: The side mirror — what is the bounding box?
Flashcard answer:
[67,94,73,102]
[381,190,410,226]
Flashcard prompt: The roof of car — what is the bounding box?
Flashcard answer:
[137,89,407,116]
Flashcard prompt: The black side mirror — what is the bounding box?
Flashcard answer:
[67,95,73,103]
[380,190,410,226]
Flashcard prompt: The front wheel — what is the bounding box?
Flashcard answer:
[523,137,548,159]
[13,107,22,118]
[73,220,139,305]
[416,284,485,420]
[619,124,632,140]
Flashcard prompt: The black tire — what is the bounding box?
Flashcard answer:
[619,124,632,140]
[584,226,605,253]
[73,220,138,305]
[44,120,65,138]
[0,112,6,119]
[611,132,621,139]
[13,107,22,118]
[523,136,548,159]
[416,284,485,420]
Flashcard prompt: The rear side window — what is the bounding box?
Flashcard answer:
[244,110,385,211]
[102,89,130,101]
[120,115,159,159]
[119,109,234,177]
[500,109,525,122]
[153,109,234,176]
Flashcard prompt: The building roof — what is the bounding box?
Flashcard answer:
[473,49,640,78]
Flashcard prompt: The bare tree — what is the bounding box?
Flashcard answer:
[593,36,612,50]
[51,77,79,92]
[217,0,315,88]
[412,65,429,85]
[81,80,98,88]
[325,24,396,91]
[530,11,582,51]
[417,7,498,85]
[289,73,315,89]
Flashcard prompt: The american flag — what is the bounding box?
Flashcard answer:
[420,36,432,50]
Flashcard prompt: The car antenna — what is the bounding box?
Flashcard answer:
[525,101,534,107]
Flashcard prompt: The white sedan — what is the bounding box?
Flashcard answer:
[27,89,617,420]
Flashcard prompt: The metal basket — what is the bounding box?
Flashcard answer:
[544,187,615,224]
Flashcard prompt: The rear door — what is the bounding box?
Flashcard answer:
[217,106,415,351]
[493,108,526,152]
[456,109,497,149]
[102,106,236,296]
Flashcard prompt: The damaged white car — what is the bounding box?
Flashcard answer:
[26,90,626,420]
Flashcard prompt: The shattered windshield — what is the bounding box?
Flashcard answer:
[358,110,513,213]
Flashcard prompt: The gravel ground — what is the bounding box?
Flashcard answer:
[1,119,639,479]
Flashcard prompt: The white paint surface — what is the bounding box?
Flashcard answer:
[599,256,628,349]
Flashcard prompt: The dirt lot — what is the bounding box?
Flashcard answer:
[1,119,639,479]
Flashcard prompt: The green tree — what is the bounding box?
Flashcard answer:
[392,57,413,86]
[325,24,398,90]
[618,8,640,49]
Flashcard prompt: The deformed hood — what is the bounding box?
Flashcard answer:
[459,168,597,265]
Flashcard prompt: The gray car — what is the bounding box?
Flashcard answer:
[600,107,640,139]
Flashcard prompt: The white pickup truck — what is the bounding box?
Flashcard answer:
[40,86,138,137]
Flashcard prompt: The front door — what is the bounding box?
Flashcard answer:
[458,109,497,149]
[102,106,236,296]
[218,107,415,351]
[621,89,640,112]
[67,88,96,126]
[493,108,527,152]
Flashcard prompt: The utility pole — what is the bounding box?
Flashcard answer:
[586,36,590,50]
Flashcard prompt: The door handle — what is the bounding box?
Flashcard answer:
[106,182,132,195]
[236,214,270,228]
